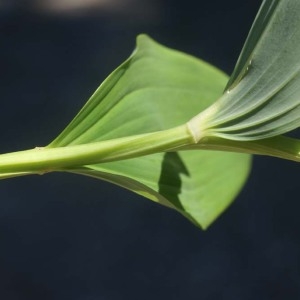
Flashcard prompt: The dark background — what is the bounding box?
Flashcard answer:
[0,0,299,299]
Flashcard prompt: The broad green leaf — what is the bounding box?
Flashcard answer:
[49,35,227,146]
[49,35,251,228]
[225,0,280,91]
[198,0,300,141]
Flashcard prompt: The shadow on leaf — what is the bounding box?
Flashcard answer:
[158,152,190,210]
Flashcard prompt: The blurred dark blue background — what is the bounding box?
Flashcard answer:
[0,0,300,299]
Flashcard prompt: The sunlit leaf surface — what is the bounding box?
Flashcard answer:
[49,35,251,228]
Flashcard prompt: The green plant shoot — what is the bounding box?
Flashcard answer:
[0,0,299,229]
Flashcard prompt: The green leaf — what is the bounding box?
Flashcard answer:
[197,0,300,141]
[225,0,280,91]
[50,35,227,146]
[49,35,251,228]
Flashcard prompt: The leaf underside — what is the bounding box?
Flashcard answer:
[206,0,300,141]
[49,35,251,229]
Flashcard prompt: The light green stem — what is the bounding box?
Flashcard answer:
[184,135,300,162]
[0,125,193,174]
[0,124,299,178]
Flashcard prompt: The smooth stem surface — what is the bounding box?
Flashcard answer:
[0,125,193,174]
[185,135,300,162]
[0,125,299,178]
